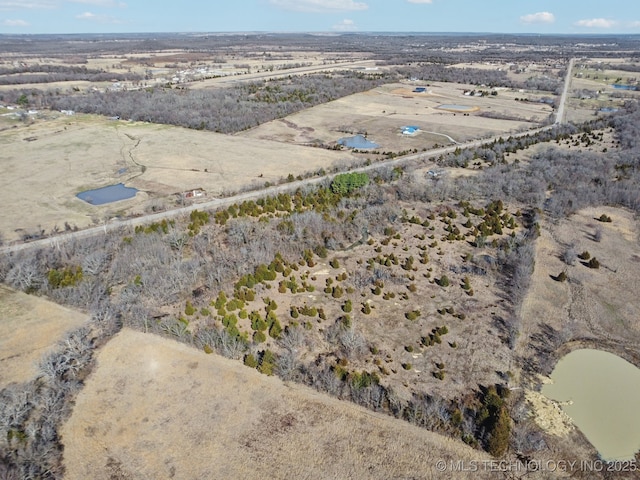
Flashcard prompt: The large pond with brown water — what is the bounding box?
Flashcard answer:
[542,349,640,461]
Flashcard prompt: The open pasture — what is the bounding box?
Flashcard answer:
[239,81,555,152]
[60,328,498,480]
[0,113,355,242]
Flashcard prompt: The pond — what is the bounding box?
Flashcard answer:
[76,183,138,205]
[542,349,640,461]
[611,84,637,91]
[436,104,477,112]
[338,134,379,149]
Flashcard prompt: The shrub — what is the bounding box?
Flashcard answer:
[598,214,612,222]
[578,250,591,260]
[362,303,372,314]
[402,363,412,370]
[587,257,600,269]
[405,310,421,321]
[258,350,276,375]
[342,299,353,313]
[253,331,267,343]
[244,353,259,368]
[268,317,283,338]
[314,245,328,258]
[555,271,568,282]
[185,301,195,316]
[437,275,450,287]
[330,258,340,269]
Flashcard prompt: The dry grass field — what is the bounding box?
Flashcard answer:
[518,206,640,458]
[519,206,640,362]
[0,113,356,242]
[564,61,640,124]
[61,328,500,480]
[0,285,87,386]
[239,81,554,152]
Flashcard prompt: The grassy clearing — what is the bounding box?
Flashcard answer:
[0,285,87,386]
[61,328,498,480]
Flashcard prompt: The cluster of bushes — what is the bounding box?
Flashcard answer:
[330,172,370,195]
[47,265,83,289]
[422,325,449,347]
[188,209,209,235]
[134,219,174,235]
[476,385,511,457]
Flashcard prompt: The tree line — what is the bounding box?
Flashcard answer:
[0,64,142,85]
[47,71,390,133]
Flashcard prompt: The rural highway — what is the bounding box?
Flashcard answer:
[187,59,379,89]
[0,60,574,256]
[555,58,575,125]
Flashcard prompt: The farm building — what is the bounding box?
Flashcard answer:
[401,126,420,135]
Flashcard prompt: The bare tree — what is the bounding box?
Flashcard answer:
[561,243,577,266]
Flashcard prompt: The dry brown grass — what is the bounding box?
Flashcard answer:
[239,81,553,153]
[519,206,640,362]
[0,113,355,242]
[0,285,87,386]
[518,207,640,459]
[61,328,497,480]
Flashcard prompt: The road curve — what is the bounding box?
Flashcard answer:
[0,63,574,256]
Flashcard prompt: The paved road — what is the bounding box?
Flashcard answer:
[187,60,378,89]
[0,61,574,256]
[555,58,575,125]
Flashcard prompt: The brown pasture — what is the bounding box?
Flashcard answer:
[239,82,554,152]
[61,328,499,480]
[0,113,356,242]
[0,285,87,387]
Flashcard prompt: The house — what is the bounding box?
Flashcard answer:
[181,188,206,199]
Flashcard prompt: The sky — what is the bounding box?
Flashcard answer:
[1,0,640,35]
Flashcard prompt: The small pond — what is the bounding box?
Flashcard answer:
[338,134,379,149]
[611,84,637,91]
[436,104,477,112]
[542,349,640,461]
[77,183,138,205]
